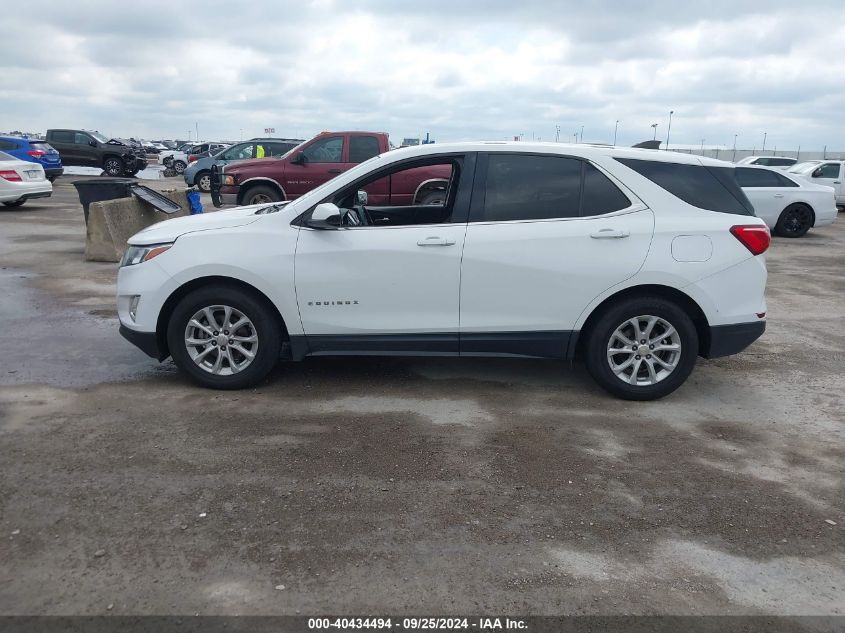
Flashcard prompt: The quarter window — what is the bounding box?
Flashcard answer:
[302,136,344,163]
[481,154,582,221]
[582,163,631,216]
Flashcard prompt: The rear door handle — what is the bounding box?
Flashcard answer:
[328,168,342,174]
[417,236,456,246]
[590,228,630,239]
[774,193,785,198]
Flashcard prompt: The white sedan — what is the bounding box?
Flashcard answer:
[735,165,837,237]
[0,151,52,208]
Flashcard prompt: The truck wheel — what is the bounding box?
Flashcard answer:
[196,171,212,192]
[166,285,282,390]
[172,160,187,174]
[103,157,125,177]
[243,185,282,206]
[418,190,446,205]
[3,200,26,208]
[584,296,698,401]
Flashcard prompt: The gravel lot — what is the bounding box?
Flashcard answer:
[0,178,843,616]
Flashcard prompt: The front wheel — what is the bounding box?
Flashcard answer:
[172,160,187,174]
[584,297,698,400]
[103,157,125,177]
[774,204,813,238]
[167,285,282,390]
[243,184,282,206]
[196,171,211,192]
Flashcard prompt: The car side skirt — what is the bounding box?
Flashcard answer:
[287,331,576,361]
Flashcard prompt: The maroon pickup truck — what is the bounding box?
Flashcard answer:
[212,131,449,208]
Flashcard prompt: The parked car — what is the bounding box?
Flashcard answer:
[160,143,228,174]
[787,160,845,207]
[184,138,302,192]
[118,143,769,400]
[735,166,837,237]
[736,156,798,169]
[0,151,52,207]
[0,136,63,181]
[46,129,147,177]
[213,131,450,207]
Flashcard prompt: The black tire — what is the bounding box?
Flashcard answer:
[243,184,282,206]
[103,156,125,177]
[172,160,187,174]
[774,204,813,238]
[584,296,699,401]
[167,285,282,390]
[196,171,212,193]
[417,190,446,205]
[2,200,26,208]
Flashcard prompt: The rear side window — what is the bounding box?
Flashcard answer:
[268,142,295,157]
[616,158,754,216]
[482,154,582,221]
[766,158,795,167]
[582,163,631,216]
[0,139,17,150]
[735,167,783,188]
[50,131,74,143]
[349,136,381,163]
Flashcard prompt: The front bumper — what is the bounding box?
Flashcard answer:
[704,321,766,358]
[119,324,164,360]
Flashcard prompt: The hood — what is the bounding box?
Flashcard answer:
[128,204,271,245]
[225,157,280,172]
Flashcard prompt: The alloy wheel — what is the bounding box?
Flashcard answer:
[606,315,682,386]
[198,174,211,192]
[184,305,259,375]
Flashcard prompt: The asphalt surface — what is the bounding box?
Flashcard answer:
[0,178,843,616]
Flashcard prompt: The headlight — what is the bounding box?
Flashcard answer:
[223,175,236,186]
[121,243,173,267]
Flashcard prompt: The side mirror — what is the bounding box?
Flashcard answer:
[291,151,307,165]
[89,140,97,147]
[811,168,823,178]
[356,190,368,206]
[305,202,341,230]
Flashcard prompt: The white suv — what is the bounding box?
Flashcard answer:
[117,143,769,400]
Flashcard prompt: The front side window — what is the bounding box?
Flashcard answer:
[74,132,93,145]
[616,158,754,216]
[482,154,582,221]
[302,136,344,163]
[815,163,841,178]
[223,144,254,160]
[349,136,380,163]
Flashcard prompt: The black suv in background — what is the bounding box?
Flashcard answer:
[45,129,148,176]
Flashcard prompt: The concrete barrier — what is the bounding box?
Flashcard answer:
[85,189,190,262]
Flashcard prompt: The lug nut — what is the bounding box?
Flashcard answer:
[649,344,654,350]
[221,346,227,351]
[646,354,652,359]
[212,341,217,346]
[635,355,641,359]
[224,330,229,335]
[640,339,646,344]
[213,331,218,336]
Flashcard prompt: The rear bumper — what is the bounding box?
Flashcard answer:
[704,321,766,358]
[0,184,52,203]
[44,167,64,179]
[119,324,164,360]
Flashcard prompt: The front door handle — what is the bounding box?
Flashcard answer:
[417,236,456,246]
[328,168,342,174]
[774,193,785,198]
[834,181,842,184]
[590,228,630,239]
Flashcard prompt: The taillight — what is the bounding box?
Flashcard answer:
[27,150,46,158]
[188,154,197,162]
[0,170,22,182]
[730,224,770,255]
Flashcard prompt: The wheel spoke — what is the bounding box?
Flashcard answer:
[643,316,659,339]
[650,326,676,344]
[612,331,635,346]
[629,318,645,342]
[231,344,255,360]
[652,355,675,370]
[223,306,232,329]
[612,356,636,372]
[225,347,239,372]
[232,333,257,343]
[194,346,215,362]
[203,307,220,331]
[654,343,680,352]
[211,351,224,374]
[189,319,214,337]
[628,359,642,384]
[230,317,249,331]
[644,358,658,383]
[186,337,210,347]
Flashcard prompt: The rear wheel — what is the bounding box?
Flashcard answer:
[103,156,125,177]
[2,200,26,208]
[243,184,282,206]
[196,171,212,192]
[774,204,813,238]
[167,285,282,390]
[584,296,698,400]
[417,190,446,205]
[172,160,187,174]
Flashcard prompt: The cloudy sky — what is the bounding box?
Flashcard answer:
[2,1,844,150]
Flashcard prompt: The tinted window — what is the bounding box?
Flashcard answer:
[50,131,74,143]
[29,141,55,152]
[582,163,631,216]
[815,163,841,178]
[349,136,380,163]
[774,172,799,187]
[616,158,754,216]
[267,142,295,157]
[766,158,795,167]
[482,154,582,221]
[302,136,344,163]
[74,132,93,145]
[735,167,782,188]
[0,139,17,150]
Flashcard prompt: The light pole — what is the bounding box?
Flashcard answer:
[613,120,619,146]
[700,139,705,154]
[580,125,584,143]
[195,122,199,141]
[762,132,767,153]
[665,110,674,150]
[732,134,738,162]
[651,123,658,140]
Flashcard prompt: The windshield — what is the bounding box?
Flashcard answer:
[788,161,822,173]
[88,131,110,143]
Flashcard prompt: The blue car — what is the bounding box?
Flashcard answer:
[0,136,63,181]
